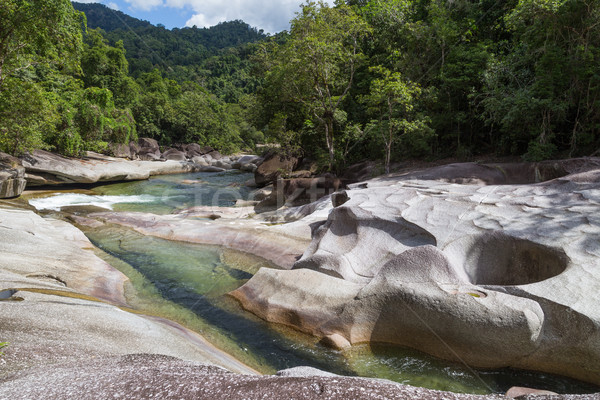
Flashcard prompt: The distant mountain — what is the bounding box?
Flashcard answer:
[72,2,267,101]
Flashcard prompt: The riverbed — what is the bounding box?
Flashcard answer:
[25,170,600,395]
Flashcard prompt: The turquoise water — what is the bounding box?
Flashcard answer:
[32,171,600,395]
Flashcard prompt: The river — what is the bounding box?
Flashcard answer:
[27,170,600,395]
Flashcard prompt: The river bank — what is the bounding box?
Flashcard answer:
[2,154,600,398]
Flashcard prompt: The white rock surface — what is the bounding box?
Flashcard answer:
[232,159,600,385]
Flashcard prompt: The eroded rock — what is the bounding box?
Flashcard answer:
[232,158,600,385]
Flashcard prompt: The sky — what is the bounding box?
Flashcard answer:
[75,0,304,33]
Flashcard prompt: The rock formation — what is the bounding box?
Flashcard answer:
[0,153,27,199]
[232,158,600,385]
[0,206,255,382]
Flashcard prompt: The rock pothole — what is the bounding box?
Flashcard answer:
[445,231,569,286]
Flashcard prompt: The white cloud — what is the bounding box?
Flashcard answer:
[107,2,120,10]
[175,0,301,33]
[124,0,164,12]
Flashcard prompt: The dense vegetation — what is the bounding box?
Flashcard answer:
[1,0,598,171]
[0,0,263,156]
[254,0,600,171]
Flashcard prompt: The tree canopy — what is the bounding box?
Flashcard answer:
[1,0,599,168]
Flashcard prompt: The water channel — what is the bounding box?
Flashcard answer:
[27,170,600,395]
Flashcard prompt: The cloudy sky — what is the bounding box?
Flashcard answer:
[75,0,303,33]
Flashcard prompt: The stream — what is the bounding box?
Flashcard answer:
[27,170,600,395]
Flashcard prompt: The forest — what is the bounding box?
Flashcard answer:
[1,0,599,172]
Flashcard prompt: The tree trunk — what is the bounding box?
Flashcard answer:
[325,116,335,170]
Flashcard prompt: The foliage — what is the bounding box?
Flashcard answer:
[0,342,7,356]
[2,0,599,168]
[0,78,56,155]
[0,0,84,90]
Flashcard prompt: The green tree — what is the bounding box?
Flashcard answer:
[0,0,84,90]
[0,78,56,155]
[363,66,430,173]
[265,1,370,169]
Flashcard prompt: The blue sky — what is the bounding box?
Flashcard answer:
[75,0,303,33]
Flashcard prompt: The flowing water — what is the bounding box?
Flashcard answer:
[28,170,600,395]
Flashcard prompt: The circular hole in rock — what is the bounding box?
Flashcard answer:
[446,232,569,286]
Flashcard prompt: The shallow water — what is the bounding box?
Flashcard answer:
[31,171,600,395]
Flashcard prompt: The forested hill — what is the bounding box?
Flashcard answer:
[72,2,266,97]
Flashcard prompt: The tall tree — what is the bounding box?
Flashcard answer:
[363,66,429,174]
[265,1,370,169]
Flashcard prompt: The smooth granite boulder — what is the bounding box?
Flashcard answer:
[20,150,197,186]
[232,158,600,385]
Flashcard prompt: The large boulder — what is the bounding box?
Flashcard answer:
[274,176,344,207]
[108,143,131,159]
[162,148,187,161]
[254,152,299,187]
[20,150,195,186]
[137,137,161,161]
[0,153,26,199]
[182,143,213,158]
[232,158,600,385]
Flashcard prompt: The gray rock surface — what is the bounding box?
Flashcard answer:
[0,153,26,198]
[232,158,600,385]
[21,150,198,186]
[0,206,257,382]
[0,355,509,400]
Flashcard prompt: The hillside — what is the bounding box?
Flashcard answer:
[72,2,266,101]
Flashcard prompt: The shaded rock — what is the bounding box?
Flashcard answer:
[236,155,263,166]
[138,149,161,161]
[191,156,210,166]
[108,143,131,159]
[276,176,344,207]
[162,148,187,161]
[254,152,299,187]
[137,137,161,161]
[341,160,378,183]
[331,190,349,207]
[251,185,273,202]
[182,143,210,158]
[129,141,140,159]
[240,163,258,173]
[0,152,26,198]
[138,137,159,151]
[206,150,222,160]
[213,160,232,169]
